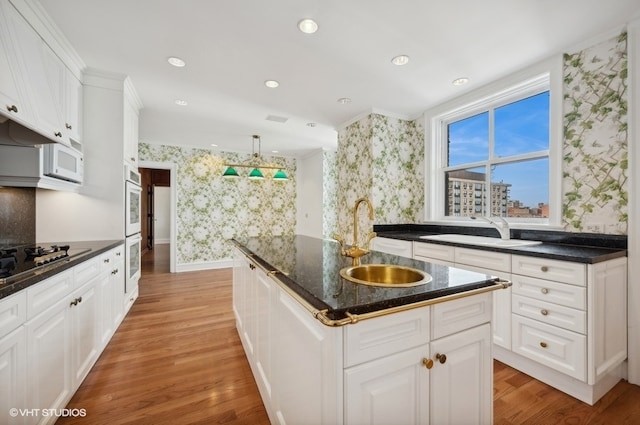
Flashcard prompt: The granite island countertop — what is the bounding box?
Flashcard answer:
[0,240,124,300]
[232,235,504,322]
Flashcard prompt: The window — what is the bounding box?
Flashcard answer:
[428,69,560,226]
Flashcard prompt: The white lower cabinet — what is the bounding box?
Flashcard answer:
[70,278,100,388]
[430,324,492,425]
[0,244,126,425]
[0,326,27,425]
[25,296,72,425]
[233,247,494,425]
[407,237,628,405]
[345,344,429,425]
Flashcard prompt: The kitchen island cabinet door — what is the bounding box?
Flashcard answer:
[344,344,429,425]
[272,288,342,425]
[429,323,492,425]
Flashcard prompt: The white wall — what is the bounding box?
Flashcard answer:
[153,186,170,244]
[296,149,324,238]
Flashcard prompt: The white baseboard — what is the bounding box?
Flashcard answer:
[154,239,170,245]
[176,259,233,272]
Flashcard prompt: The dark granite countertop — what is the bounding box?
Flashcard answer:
[233,235,501,321]
[0,240,124,300]
[374,224,627,264]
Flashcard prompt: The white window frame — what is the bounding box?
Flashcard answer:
[424,56,564,229]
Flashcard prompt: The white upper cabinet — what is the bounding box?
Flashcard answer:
[63,69,82,143]
[0,0,33,125]
[0,0,79,147]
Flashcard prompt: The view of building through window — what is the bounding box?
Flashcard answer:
[444,91,550,219]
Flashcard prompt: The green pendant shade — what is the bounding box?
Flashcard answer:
[222,166,239,177]
[273,169,288,180]
[248,168,264,179]
[222,135,287,180]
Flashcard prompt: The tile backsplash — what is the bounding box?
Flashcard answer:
[0,187,35,245]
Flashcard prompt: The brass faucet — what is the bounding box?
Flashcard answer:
[334,197,377,266]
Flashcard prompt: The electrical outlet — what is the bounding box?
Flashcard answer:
[585,223,603,233]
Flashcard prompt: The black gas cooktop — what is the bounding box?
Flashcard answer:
[0,244,91,285]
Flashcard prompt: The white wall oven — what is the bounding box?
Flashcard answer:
[125,164,142,293]
[125,165,142,237]
[126,233,141,288]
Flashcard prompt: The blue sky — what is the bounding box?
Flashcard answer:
[448,92,549,207]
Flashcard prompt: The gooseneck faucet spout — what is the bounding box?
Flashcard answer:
[333,197,377,266]
[471,216,510,240]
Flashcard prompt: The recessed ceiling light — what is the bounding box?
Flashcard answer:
[337,97,351,104]
[271,150,279,153]
[167,57,186,67]
[298,18,318,34]
[452,77,469,86]
[174,99,188,106]
[391,55,410,66]
[210,143,218,147]
[264,80,280,88]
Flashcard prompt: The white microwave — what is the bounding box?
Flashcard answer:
[43,143,84,183]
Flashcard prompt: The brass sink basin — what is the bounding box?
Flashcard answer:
[340,264,432,287]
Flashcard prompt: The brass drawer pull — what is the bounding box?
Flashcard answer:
[540,342,548,348]
[541,288,549,294]
[422,358,434,369]
[435,353,447,364]
[541,266,549,272]
[7,104,18,113]
[541,309,549,316]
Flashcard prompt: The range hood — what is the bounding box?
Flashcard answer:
[0,119,55,147]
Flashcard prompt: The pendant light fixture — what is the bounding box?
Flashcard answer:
[222,135,288,180]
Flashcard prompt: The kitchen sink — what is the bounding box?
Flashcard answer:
[340,264,432,287]
[419,234,542,248]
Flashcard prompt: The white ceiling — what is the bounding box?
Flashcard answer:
[38,0,640,157]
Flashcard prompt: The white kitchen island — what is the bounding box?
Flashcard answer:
[232,236,509,425]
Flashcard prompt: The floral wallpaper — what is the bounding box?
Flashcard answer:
[322,150,339,239]
[562,32,628,234]
[138,143,296,266]
[334,114,425,246]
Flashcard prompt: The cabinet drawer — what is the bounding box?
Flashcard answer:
[99,246,124,272]
[74,256,101,288]
[455,248,511,273]
[511,274,586,310]
[0,291,26,336]
[512,314,586,381]
[512,294,586,334]
[431,292,491,340]
[26,269,74,319]
[344,305,430,367]
[413,242,455,263]
[512,255,586,286]
[371,237,412,258]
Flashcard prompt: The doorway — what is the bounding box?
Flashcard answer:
[139,161,177,273]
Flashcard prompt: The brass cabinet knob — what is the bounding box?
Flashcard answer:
[422,358,434,369]
[541,309,549,316]
[540,342,548,348]
[541,266,549,272]
[6,104,18,113]
[70,298,78,307]
[435,353,447,364]
[541,288,549,294]
[104,258,110,263]
[54,131,62,138]
[66,123,72,130]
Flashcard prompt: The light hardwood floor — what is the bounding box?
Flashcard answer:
[57,244,640,424]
